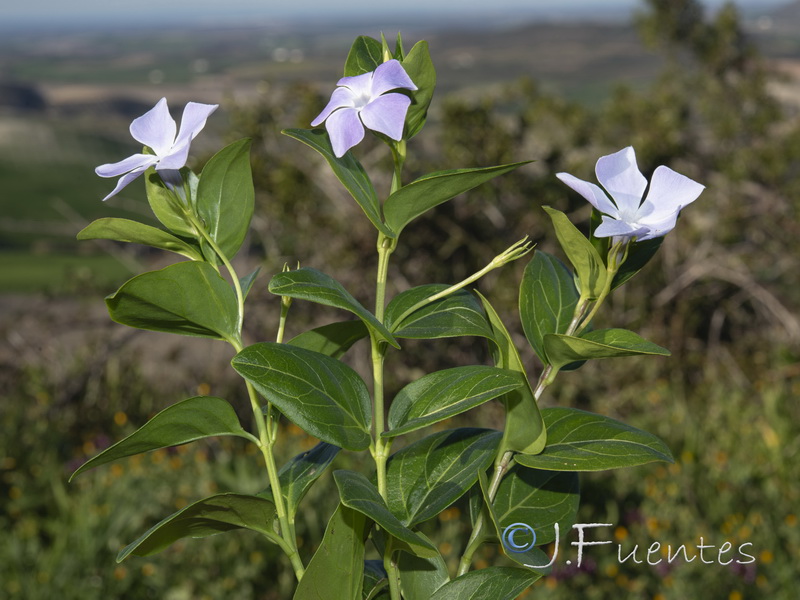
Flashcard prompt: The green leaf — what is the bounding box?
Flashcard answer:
[394,32,405,61]
[269,267,399,348]
[612,237,664,289]
[493,465,580,547]
[588,208,610,261]
[429,567,540,600]
[519,250,579,365]
[385,285,494,340]
[240,267,261,299]
[144,169,196,237]
[384,162,531,235]
[71,396,255,480]
[293,504,369,600]
[232,343,372,451]
[282,129,392,237]
[385,428,501,526]
[543,328,670,370]
[277,442,341,518]
[288,320,369,358]
[333,470,438,559]
[474,472,552,574]
[195,138,254,259]
[514,407,673,471]
[542,206,607,300]
[385,367,521,437]
[380,33,392,62]
[344,35,383,76]
[117,493,277,562]
[363,560,388,600]
[400,41,436,139]
[105,261,239,342]
[397,533,449,600]
[77,217,203,260]
[477,292,546,456]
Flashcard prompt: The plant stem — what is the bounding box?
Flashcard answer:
[376,141,404,598]
[390,140,406,195]
[458,241,632,574]
[391,238,533,329]
[371,235,401,598]
[183,210,246,336]
[458,301,576,576]
[576,240,627,336]
[276,295,291,345]
[183,208,303,580]
[232,338,304,580]
[384,537,402,599]
[457,450,514,576]
[371,234,395,498]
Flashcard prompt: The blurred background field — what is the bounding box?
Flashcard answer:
[1,0,799,598]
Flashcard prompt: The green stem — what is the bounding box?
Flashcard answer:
[458,241,632,576]
[371,234,396,499]
[377,141,404,599]
[384,538,402,599]
[390,140,406,195]
[184,209,303,580]
[575,240,627,336]
[276,296,291,345]
[458,289,580,575]
[391,238,532,329]
[183,210,246,336]
[457,451,514,576]
[232,338,304,580]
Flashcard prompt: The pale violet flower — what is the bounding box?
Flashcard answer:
[96,97,218,201]
[311,59,417,158]
[557,147,704,241]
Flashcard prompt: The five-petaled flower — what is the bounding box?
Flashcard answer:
[311,59,417,158]
[557,147,704,241]
[95,97,218,201]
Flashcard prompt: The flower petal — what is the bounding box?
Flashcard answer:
[129,98,176,157]
[325,107,365,157]
[155,148,190,171]
[99,164,149,202]
[172,102,218,151]
[370,59,417,97]
[556,172,619,216]
[336,71,373,99]
[95,153,158,178]
[639,165,704,222]
[595,147,647,216]
[359,93,411,141]
[594,215,648,239]
[636,212,680,240]
[311,87,358,126]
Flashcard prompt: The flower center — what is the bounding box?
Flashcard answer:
[352,92,372,110]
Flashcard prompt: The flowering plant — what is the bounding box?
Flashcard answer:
[74,34,702,599]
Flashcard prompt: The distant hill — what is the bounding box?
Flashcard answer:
[0,82,45,112]
[766,0,800,29]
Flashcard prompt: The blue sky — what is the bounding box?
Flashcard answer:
[0,0,789,28]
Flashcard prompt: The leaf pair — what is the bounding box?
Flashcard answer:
[71,394,341,560]
[283,128,530,238]
[241,272,525,448]
[68,396,277,562]
[519,248,669,369]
